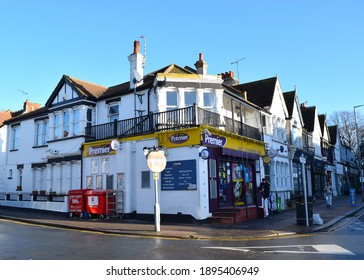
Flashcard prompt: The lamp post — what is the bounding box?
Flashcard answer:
[299,155,309,226]
[354,104,364,201]
[143,146,167,232]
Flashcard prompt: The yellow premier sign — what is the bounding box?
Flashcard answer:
[158,126,265,157]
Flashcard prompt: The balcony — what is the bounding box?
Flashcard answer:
[85,105,261,142]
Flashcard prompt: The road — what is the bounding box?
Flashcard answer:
[1,209,364,260]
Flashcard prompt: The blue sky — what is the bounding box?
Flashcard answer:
[1,0,363,118]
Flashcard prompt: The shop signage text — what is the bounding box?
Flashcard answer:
[161,160,197,191]
[169,133,189,144]
[86,144,115,157]
[202,134,227,147]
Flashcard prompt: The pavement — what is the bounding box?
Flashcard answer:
[1,195,363,240]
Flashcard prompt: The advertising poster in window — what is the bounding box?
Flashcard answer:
[96,175,102,189]
[91,159,99,174]
[161,160,196,191]
[117,173,124,190]
[86,176,93,188]
[102,158,109,173]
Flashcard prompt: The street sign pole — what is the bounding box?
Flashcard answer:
[146,148,167,232]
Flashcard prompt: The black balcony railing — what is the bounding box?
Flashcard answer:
[224,117,262,140]
[85,105,261,142]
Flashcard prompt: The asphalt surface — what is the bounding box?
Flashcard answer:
[1,194,363,240]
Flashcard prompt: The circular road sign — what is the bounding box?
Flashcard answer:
[147,150,167,173]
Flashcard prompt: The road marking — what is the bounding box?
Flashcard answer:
[202,244,355,255]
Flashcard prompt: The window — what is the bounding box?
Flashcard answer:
[87,108,93,128]
[141,171,150,188]
[109,104,119,122]
[184,91,196,122]
[63,111,70,137]
[166,91,178,110]
[18,167,23,187]
[166,91,178,123]
[73,109,81,135]
[203,91,214,109]
[54,114,61,139]
[35,119,48,146]
[11,125,20,150]
[184,91,196,107]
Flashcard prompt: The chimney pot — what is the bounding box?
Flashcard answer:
[134,40,140,54]
[199,53,203,61]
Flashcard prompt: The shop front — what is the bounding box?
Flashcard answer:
[81,125,264,221]
[215,149,259,210]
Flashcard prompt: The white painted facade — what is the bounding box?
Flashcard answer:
[260,78,290,210]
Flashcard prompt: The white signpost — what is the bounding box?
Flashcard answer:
[146,150,167,232]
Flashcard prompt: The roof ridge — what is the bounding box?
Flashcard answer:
[65,75,108,89]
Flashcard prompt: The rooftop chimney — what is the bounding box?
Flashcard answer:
[220,71,239,86]
[0,110,12,125]
[24,99,40,112]
[194,53,208,75]
[128,40,144,89]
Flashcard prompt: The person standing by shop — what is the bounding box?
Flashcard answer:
[259,178,271,218]
[324,184,333,207]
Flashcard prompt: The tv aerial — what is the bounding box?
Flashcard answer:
[231,57,246,82]
[140,35,146,68]
[17,89,29,96]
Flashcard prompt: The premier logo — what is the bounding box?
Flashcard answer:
[169,133,189,144]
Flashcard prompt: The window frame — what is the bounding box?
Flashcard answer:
[108,103,119,122]
[166,90,178,111]
[35,119,48,146]
[11,124,20,150]
[203,91,214,109]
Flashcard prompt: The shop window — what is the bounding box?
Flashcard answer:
[209,159,217,178]
[263,163,270,183]
[210,179,218,199]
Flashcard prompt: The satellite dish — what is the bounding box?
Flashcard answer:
[133,69,143,83]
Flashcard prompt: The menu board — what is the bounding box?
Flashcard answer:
[161,160,197,191]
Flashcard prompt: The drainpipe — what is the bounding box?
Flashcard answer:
[80,144,84,189]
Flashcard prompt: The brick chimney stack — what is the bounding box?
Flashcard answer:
[24,99,41,112]
[0,110,12,125]
[194,53,208,75]
[220,71,239,86]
